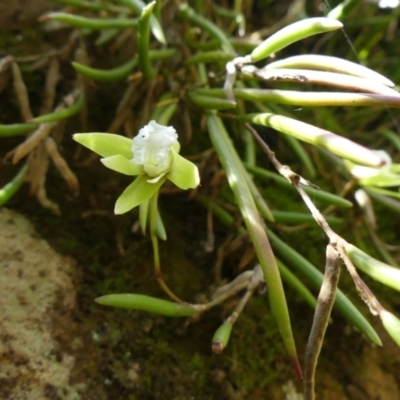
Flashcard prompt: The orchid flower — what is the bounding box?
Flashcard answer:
[74,121,200,215]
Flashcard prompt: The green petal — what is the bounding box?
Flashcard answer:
[115,175,165,214]
[101,155,142,175]
[168,150,200,190]
[73,133,133,159]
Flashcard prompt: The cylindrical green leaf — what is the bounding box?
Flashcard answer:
[282,134,317,178]
[327,0,363,20]
[277,259,317,309]
[272,211,342,225]
[266,55,394,87]
[379,310,400,347]
[241,67,397,95]
[245,172,274,222]
[115,0,166,44]
[72,49,175,82]
[43,12,139,30]
[54,0,122,12]
[185,51,236,65]
[190,88,400,108]
[212,320,233,354]
[178,4,235,53]
[0,123,38,137]
[72,58,137,82]
[0,164,28,207]
[241,113,385,168]
[345,243,400,292]
[32,92,85,123]
[188,93,236,110]
[207,112,302,378]
[95,294,197,316]
[250,18,342,63]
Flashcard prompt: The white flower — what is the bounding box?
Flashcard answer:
[131,121,179,178]
[73,121,199,214]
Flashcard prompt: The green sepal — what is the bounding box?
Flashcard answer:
[115,174,165,214]
[101,155,142,175]
[73,133,133,159]
[168,149,200,190]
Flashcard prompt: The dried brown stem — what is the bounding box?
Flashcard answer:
[40,57,60,115]
[45,137,80,194]
[12,62,33,121]
[240,66,398,95]
[304,244,341,400]
[12,122,56,164]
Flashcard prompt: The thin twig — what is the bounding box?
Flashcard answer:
[304,244,341,400]
[45,137,80,194]
[239,66,398,95]
[12,62,33,121]
[40,56,60,115]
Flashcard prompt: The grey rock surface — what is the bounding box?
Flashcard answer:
[0,208,81,400]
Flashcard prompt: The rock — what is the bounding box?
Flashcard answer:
[0,208,81,400]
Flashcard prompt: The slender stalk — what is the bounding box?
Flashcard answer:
[304,244,341,400]
[149,192,184,303]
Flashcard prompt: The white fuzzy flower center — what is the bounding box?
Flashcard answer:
[131,120,178,177]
